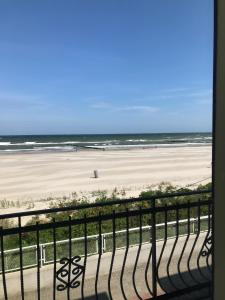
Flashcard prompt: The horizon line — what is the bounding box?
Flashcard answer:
[0,131,212,137]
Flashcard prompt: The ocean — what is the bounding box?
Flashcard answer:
[0,133,212,153]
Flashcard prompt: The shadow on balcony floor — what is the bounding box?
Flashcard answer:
[156,266,212,300]
[78,293,110,300]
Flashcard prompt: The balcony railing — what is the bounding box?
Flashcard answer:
[0,190,212,300]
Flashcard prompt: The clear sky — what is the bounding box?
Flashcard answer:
[0,0,213,135]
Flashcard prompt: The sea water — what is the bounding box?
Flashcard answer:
[0,132,212,153]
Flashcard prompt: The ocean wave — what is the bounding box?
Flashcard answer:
[0,140,121,146]
[35,146,74,150]
[0,146,75,152]
[85,142,212,149]
[1,148,41,152]
[0,134,212,153]
[0,142,60,146]
[0,141,212,153]
[126,139,147,142]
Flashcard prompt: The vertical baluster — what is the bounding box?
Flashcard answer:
[166,205,180,291]
[132,207,143,299]
[208,202,212,297]
[151,198,157,298]
[95,212,102,299]
[196,201,200,228]
[18,217,25,300]
[108,210,116,300]
[120,209,129,300]
[157,204,168,292]
[53,218,57,300]
[81,214,87,300]
[0,227,8,300]
[144,204,153,297]
[178,201,191,288]
[206,203,212,271]
[36,221,41,300]
[67,216,72,300]
[197,203,211,281]
[187,200,201,284]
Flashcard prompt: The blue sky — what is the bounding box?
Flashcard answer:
[0,0,213,135]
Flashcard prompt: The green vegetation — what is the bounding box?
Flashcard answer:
[0,199,21,209]
[0,183,212,272]
[2,182,211,251]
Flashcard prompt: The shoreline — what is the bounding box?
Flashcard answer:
[0,142,212,155]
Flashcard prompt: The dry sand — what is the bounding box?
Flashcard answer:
[0,146,212,214]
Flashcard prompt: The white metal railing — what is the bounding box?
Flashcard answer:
[0,215,210,273]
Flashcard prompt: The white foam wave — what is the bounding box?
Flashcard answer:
[126,139,147,142]
[0,146,75,152]
[35,146,74,150]
[85,142,211,149]
[0,140,121,146]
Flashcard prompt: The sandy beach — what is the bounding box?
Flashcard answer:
[0,145,211,214]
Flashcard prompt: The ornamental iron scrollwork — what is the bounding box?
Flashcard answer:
[56,256,84,291]
[201,235,212,258]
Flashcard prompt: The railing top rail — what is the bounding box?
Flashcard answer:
[1,198,212,236]
[0,189,211,220]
